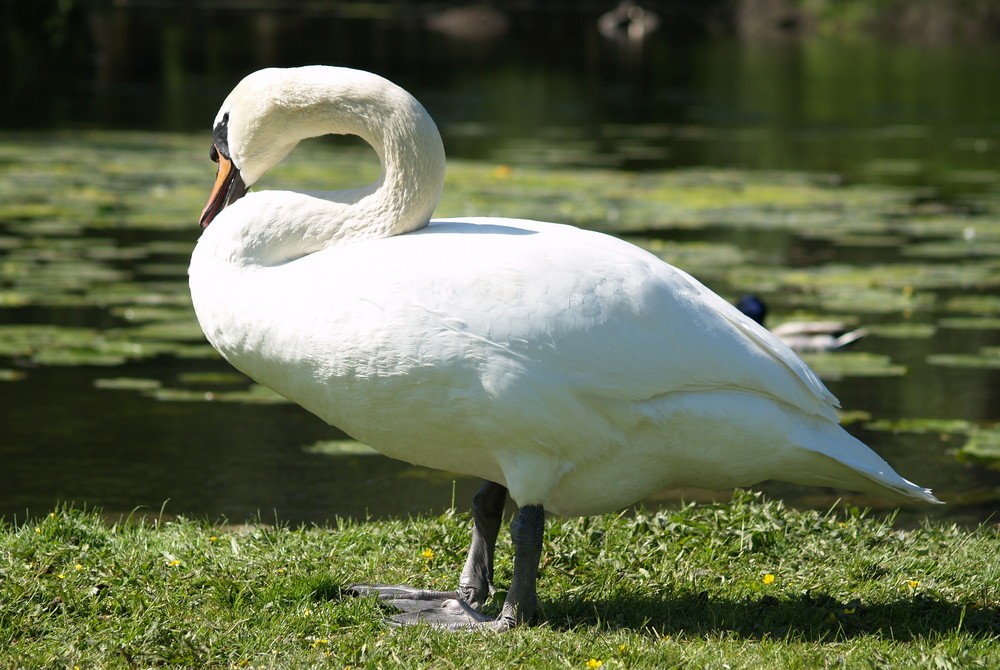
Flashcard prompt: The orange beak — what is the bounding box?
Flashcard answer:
[199,148,248,228]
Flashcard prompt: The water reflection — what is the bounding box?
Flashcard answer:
[5,9,999,184]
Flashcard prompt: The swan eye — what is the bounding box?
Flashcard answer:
[212,112,232,161]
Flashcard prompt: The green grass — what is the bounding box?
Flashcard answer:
[1,492,997,669]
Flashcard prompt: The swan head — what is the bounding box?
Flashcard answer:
[199,66,445,231]
[199,68,310,228]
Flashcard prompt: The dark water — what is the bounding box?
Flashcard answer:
[1,7,998,526]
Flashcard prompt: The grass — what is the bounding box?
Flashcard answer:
[1,492,997,669]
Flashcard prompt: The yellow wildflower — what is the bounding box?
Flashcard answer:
[492,164,513,180]
[421,548,435,560]
[762,573,776,585]
[905,579,920,589]
[585,660,603,669]
[617,643,627,653]
[311,638,329,649]
[168,559,182,567]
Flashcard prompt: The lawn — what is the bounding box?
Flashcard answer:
[1,492,997,668]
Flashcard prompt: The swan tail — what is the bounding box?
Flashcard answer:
[795,422,942,505]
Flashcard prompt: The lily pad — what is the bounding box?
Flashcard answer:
[175,371,247,385]
[94,377,163,391]
[865,322,936,339]
[799,352,907,379]
[958,426,1000,462]
[143,388,218,403]
[902,240,1000,259]
[944,295,1000,314]
[864,418,973,435]
[937,317,1000,331]
[143,383,288,404]
[111,305,195,323]
[109,320,206,342]
[636,239,748,277]
[927,351,1000,370]
[0,324,182,366]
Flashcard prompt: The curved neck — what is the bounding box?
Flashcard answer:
[209,67,446,267]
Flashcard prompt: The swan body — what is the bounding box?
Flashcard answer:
[189,66,938,629]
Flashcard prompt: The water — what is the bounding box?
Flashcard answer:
[1,8,998,526]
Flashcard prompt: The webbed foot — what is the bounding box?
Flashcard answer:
[347,583,512,630]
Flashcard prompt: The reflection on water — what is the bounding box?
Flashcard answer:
[5,8,999,185]
[1,8,998,526]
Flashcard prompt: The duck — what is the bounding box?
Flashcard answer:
[189,66,940,632]
[736,294,868,353]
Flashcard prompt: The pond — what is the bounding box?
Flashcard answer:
[1,8,998,527]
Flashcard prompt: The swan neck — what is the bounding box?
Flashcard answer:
[275,72,445,241]
[210,68,448,268]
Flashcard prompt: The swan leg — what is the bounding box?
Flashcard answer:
[457,480,508,607]
[347,480,508,623]
[489,503,544,629]
[350,498,545,632]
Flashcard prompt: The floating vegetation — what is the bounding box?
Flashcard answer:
[866,418,1000,464]
[865,417,974,435]
[110,305,194,323]
[959,426,1000,462]
[107,319,207,343]
[634,238,748,278]
[865,322,937,339]
[0,121,997,529]
[0,325,171,366]
[902,239,1000,259]
[937,317,1000,331]
[174,371,247,386]
[944,295,1000,314]
[927,349,1000,370]
[0,129,998,445]
[302,439,379,456]
[798,352,907,379]
[143,383,289,404]
[93,377,163,392]
[0,368,26,382]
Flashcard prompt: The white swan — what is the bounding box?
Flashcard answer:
[189,66,940,631]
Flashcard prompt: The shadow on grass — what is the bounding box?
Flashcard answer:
[325,579,998,640]
[540,591,1000,640]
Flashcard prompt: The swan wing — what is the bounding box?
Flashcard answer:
[212,216,840,429]
[408,218,841,422]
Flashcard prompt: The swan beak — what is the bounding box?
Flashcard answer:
[199,149,248,228]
